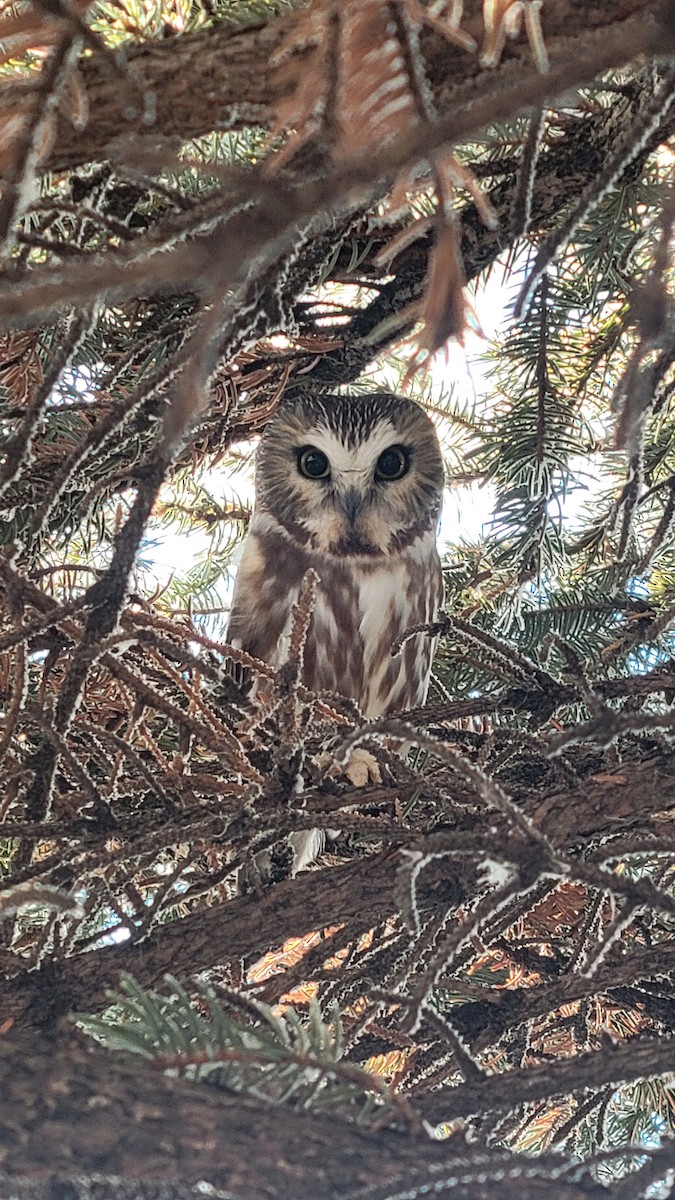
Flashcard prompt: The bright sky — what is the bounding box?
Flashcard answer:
[144,268,509,586]
[142,259,612,611]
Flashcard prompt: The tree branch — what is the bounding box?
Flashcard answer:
[3,744,674,1034]
[44,0,668,175]
[0,1028,650,1199]
[415,1036,675,1124]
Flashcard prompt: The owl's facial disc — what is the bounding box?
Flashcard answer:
[288,424,424,554]
[255,394,444,556]
[295,440,411,530]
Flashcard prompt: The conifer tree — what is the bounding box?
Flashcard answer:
[0,2,674,1197]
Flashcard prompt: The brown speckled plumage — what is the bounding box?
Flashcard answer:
[227,391,444,720]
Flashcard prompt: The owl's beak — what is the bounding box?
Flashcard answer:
[340,487,364,524]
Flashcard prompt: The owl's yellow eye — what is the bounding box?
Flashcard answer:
[298,446,331,479]
[375,445,409,481]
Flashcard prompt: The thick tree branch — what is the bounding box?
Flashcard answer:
[290,70,675,384]
[0,1028,661,1199]
[2,745,674,1034]
[44,0,668,175]
[416,1036,675,1124]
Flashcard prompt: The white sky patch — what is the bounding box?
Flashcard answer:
[138,255,615,604]
[138,448,257,617]
[140,270,513,596]
[439,481,494,549]
[50,363,98,405]
[142,523,212,581]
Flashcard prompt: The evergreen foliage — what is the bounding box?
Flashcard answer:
[0,1,673,1198]
[77,972,393,1121]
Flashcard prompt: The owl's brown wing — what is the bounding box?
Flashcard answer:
[223,527,302,697]
[389,547,444,715]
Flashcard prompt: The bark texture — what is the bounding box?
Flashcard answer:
[2,744,673,1038]
[0,1029,665,1199]
[46,0,668,173]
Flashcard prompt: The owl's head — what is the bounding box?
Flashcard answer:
[254,392,444,556]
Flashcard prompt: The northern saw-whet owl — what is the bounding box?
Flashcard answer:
[227,391,444,867]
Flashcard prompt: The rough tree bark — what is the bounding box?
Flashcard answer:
[1,1029,673,1199]
[2,742,673,1035]
[46,0,668,173]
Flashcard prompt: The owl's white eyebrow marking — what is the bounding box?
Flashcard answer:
[304,421,400,476]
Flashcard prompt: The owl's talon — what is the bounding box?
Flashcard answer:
[344,747,382,787]
[317,746,382,787]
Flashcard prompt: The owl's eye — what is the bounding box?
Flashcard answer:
[297,446,331,479]
[375,445,409,481]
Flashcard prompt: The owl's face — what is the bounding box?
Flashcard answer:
[254,393,444,556]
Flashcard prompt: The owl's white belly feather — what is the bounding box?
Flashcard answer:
[227,517,442,719]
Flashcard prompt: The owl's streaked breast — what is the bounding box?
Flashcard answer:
[227,514,443,717]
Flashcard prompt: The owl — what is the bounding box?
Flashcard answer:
[227,391,444,866]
